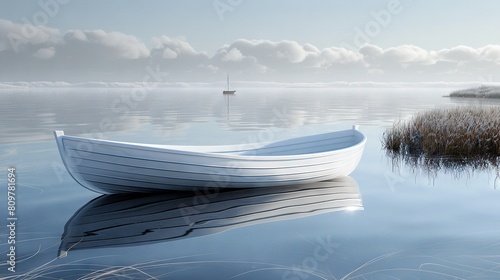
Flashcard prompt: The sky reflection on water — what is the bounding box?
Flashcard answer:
[2,87,500,279]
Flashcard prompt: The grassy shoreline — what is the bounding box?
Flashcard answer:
[382,106,500,171]
[450,86,500,98]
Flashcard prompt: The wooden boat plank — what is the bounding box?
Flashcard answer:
[65,146,361,171]
[68,150,362,181]
[77,168,356,189]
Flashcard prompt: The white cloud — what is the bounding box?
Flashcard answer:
[226,39,311,64]
[151,35,201,57]
[319,47,363,65]
[360,44,435,69]
[215,39,365,74]
[304,43,320,53]
[274,40,308,63]
[222,48,244,62]
[479,45,500,62]
[0,18,61,53]
[65,29,87,41]
[162,48,178,59]
[1,17,500,83]
[33,46,55,59]
[205,64,219,73]
[65,29,149,59]
[359,44,384,58]
[437,45,480,62]
[384,45,434,64]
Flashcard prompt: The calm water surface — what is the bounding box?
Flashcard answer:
[2,87,500,279]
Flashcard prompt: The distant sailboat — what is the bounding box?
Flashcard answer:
[223,74,236,94]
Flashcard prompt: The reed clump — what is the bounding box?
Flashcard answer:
[383,106,500,171]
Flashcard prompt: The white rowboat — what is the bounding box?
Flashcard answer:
[53,126,366,194]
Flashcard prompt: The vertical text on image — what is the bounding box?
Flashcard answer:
[6,167,17,273]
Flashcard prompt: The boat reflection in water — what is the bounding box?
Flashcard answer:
[59,176,362,257]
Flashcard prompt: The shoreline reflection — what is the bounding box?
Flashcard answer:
[386,151,500,183]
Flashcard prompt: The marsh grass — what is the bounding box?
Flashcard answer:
[382,106,500,176]
[449,85,500,98]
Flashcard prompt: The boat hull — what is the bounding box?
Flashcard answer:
[54,127,366,193]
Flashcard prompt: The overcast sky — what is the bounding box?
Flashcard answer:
[1,0,500,83]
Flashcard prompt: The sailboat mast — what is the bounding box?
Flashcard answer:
[223,74,235,94]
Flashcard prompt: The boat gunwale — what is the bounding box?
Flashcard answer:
[57,129,367,161]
